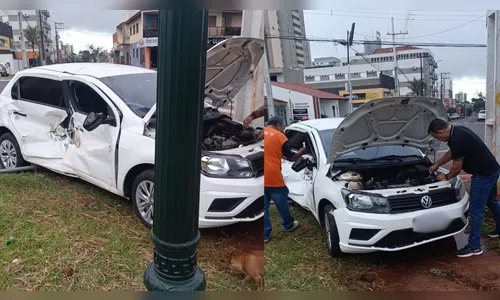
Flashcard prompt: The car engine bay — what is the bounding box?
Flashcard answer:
[335,164,440,190]
[202,107,261,151]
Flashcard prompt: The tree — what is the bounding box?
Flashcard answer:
[78,50,92,62]
[471,92,486,112]
[24,26,39,66]
[409,78,427,96]
[86,44,103,62]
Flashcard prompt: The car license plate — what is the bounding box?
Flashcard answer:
[412,211,452,234]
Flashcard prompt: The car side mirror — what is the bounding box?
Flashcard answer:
[83,112,105,132]
[291,157,313,173]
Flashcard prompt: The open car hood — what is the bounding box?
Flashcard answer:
[143,37,264,125]
[326,97,448,165]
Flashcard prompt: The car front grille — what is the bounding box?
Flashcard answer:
[372,217,466,249]
[387,187,458,214]
[247,151,264,177]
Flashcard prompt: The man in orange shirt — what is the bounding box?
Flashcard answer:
[264,116,308,243]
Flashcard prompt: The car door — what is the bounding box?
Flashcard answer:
[282,128,309,206]
[61,76,121,190]
[7,74,71,164]
[302,130,321,211]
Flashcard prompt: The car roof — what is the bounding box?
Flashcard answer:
[290,117,344,131]
[17,63,156,78]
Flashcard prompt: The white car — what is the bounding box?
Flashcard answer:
[0,37,265,229]
[282,97,469,257]
[0,62,11,77]
[450,113,459,120]
[478,110,485,121]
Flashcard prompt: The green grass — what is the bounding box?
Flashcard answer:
[264,205,385,291]
[0,171,261,291]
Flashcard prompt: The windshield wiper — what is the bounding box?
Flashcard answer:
[334,158,367,164]
[368,155,423,162]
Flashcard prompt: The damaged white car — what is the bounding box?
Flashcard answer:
[283,97,470,257]
[0,37,264,229]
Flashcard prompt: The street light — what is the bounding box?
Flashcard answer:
[143,10,208,291]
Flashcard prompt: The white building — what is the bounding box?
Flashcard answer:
[265,81,349,125]
[303,46,439,100]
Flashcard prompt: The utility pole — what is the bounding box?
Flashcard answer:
[440,72,450,102]
[387,17,407,96]
[37,10,45,66]
[264,28,275,121]
[340,23,355,112]
[17,11,28,69]
[419,56,423,96]
[143,10,207,291]
[54,22,64,63]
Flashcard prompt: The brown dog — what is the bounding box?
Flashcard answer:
[229,250,264,291]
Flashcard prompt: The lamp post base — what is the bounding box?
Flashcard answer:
[144,263,206,291]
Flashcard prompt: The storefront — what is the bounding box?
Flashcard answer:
[138,37,158,69]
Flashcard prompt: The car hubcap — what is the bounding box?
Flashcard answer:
[0,140,17,169]
[325,212,332,250]
[136,180,154,225]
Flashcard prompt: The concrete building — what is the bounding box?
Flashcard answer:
[264,81,348,125]
[0,10,53,68]
[265,10,311,84]
[113,10,243,69]
[312,57,340,67]
[303,46,439,108]
[455,91,467,103]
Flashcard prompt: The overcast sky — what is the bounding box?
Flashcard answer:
[48,7,491,98]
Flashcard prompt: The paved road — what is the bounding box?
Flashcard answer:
[0,79,9,92]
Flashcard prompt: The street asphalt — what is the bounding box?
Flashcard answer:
[0,79,9,92]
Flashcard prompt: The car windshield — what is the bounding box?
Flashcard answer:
[99,73,157,118]
[479,110,485,114]
[318,128,424,162]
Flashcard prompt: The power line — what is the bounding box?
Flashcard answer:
[267,35,487,48]
[316,10,486,18]
[303,11,485,22]
[402,14,485,39]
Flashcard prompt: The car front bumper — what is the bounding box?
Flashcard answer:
[333,193,469,254]
[198,175,263,228]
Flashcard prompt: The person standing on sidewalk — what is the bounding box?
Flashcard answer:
[428,118,500,258]
[264,116,308,243]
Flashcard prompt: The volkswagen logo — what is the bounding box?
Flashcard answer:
[421,195,432,209]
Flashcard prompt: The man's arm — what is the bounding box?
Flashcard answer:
[446,159,463,180]
[434,150,452,167]
[282,141,308,162]
[243,105,266,127]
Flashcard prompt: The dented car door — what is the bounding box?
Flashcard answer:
[7,74,72,167]
[61,77,121,190]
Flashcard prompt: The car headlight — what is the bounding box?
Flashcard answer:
[341,189,391,214]
[452,177,466,200]
[201,155,254,178]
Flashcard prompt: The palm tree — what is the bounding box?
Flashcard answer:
[86,44,103,62]
[409,78,427,96]
[24,26,39,66]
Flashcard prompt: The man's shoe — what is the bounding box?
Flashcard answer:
[488,231,499,238]
[457,246,483,258]
[285,220,299,232]
[264,235,271,243]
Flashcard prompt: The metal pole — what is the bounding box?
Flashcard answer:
[38,10,45,66]
[346,30,353,112]
[143,10,207,291]
[264,30,275,121]
[18,12,28,69]
[420,56,423,96]
[391,17,399,96]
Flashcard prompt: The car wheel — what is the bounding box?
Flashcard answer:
[0,133,27,169]
[131,169,154,229]
[323,204,343,258]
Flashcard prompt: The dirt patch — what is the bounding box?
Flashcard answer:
[371,235,500,291]
[201,219,263,253]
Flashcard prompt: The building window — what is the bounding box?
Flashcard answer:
[297,61,304,65]
[293,30,302,36]
[296,45,303,51]
[320,75,329,81]
[292,15,301,21]
[293,23,301,29]
[130,27,132,36]
[136,23,139,34]
[305,75,315,82]
[297,53,304,58]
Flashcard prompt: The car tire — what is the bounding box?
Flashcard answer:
[131,169,155,229]
[323,204,343,258]
[0,133,28,169]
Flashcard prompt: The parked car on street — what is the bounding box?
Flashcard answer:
[0,62,11,77]
[478,110,486,121]
[282,97,469,257]
[0,37,265,229]
[450,113,459,120]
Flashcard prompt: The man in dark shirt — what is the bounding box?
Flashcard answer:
[428,118,500,258]
[264,116,308,243]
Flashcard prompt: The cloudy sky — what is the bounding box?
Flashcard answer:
[49,7,490,98]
